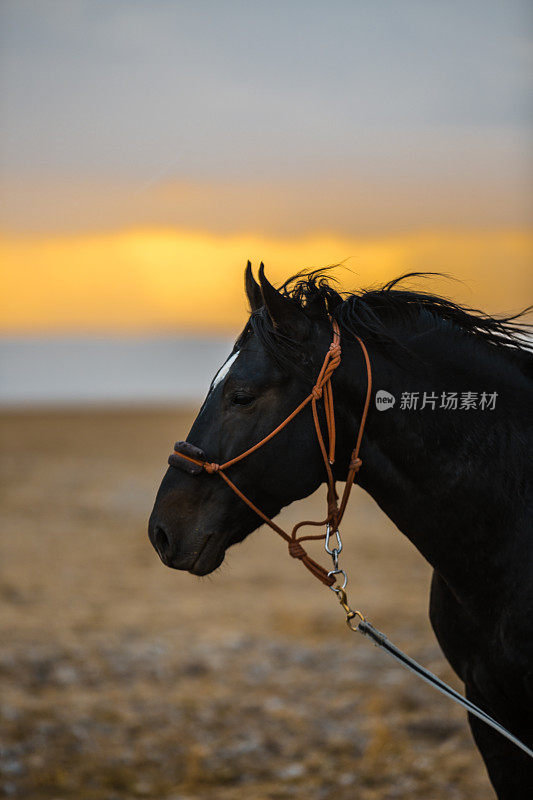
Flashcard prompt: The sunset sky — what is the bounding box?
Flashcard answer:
[1,0,532,333]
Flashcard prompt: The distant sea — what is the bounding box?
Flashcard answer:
[0,336,235,406]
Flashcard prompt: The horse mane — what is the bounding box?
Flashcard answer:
[245,269,532,372]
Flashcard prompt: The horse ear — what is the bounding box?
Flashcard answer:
[258,262,310,339]
[244,261,263,312]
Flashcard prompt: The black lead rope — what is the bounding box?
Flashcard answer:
[357,620,533,759]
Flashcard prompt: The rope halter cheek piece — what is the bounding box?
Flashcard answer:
[168,320,373,587]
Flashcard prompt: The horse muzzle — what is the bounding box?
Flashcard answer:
[148,512,225,575]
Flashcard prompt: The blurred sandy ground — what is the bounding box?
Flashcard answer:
[0,408,492,799]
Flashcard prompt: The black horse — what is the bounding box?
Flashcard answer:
[149,265,533,798]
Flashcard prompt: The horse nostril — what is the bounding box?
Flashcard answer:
[154,524,171,559]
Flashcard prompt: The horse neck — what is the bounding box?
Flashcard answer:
[338,328,531,606]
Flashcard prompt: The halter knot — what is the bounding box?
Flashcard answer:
[288,539,307,560]
[350,456,362,471]
[204,462,220,474]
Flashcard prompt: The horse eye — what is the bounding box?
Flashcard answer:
[232,392,255,406]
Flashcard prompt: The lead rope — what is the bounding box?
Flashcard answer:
[327,542,533,759]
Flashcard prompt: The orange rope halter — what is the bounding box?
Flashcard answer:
[170,320,373,587]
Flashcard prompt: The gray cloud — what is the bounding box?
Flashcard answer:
[0,0,532,230]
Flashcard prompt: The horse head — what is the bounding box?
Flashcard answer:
[148,263,346,575]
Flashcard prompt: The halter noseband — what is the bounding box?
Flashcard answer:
[168,320,372,587]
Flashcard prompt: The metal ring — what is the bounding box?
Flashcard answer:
[346,609,366,631]
[328,568,347,592]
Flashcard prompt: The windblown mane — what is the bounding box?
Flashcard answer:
[244,270,532,373]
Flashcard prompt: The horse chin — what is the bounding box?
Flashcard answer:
[186,523,254,575]
[187,534,227,576]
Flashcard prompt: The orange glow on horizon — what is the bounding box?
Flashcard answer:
[1,228,531,334]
